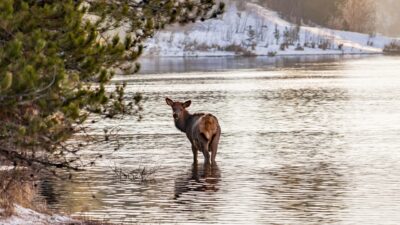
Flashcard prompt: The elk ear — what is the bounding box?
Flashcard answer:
[166,98,174,106]
[183,100,191,108]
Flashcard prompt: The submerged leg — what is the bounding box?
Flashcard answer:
[201,141,210,165]
[210,131,220,165]
[191,163,199,181]
[192,144,198,165]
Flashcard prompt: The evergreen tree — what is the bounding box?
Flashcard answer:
[273,24,280,45]
[0,0,224,173]
[337,0,376,33]
[246,25,257,50]
[257,0,344,30]
[283,26,290,44]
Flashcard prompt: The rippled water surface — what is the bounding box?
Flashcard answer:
[41,55,400,224]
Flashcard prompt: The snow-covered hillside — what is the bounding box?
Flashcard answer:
[144,3,396,57]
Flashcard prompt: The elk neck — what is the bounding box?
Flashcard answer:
[175,109,192,133]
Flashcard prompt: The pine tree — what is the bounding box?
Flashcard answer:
[273,24,280,45]
[283,26,290,44]
[0,0,224,173]
[246,25,257,50]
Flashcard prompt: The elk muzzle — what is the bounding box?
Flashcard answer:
[173,113,179,120]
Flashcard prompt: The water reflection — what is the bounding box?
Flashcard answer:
[267,88,349,102]
[40,180,60,205]
[39,174,104,214]
[174,163,221,201]
[138,55,361,74]
[262,162,346,224]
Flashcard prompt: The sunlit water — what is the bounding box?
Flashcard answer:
[41,55,400,224]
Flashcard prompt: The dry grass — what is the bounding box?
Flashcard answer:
[384,41,400,54]
[223,44,255,56]
[267,51,277,57]
[0,169,47,217]
[112,164,159,183]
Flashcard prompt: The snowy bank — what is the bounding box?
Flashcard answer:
[0,205,74,225]
[144,3,397,57]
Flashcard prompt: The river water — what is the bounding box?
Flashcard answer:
[41,55,400,224]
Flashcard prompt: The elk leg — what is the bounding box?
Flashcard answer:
[201,141,211,165]
[191,163,199,181]
[210,132,220,165]
[191,144,198,165]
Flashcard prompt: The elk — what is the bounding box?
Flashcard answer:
[166,98,221,165]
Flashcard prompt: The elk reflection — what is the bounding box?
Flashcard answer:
[39,172,104,213]
[174,163,221,200]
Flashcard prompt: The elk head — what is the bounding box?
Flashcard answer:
[166,98,191,121]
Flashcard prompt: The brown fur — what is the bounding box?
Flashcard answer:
[199,114,218,141]
[166,98,221,165]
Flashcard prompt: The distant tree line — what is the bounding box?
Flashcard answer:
[376,0,400,37]
[254,0,376,34]
[257,0,340,25]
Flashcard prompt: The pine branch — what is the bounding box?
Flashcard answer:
[0,146,82,171]
[0,68,57,100]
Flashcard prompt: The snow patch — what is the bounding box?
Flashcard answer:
[0,166,15,171]
[0,205,74,225]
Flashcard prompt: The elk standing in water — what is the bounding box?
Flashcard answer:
[166,98,221,165]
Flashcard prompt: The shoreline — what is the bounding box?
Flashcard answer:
[0,204,74,225]
[140,51,384,59]
[0,204,114,225]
